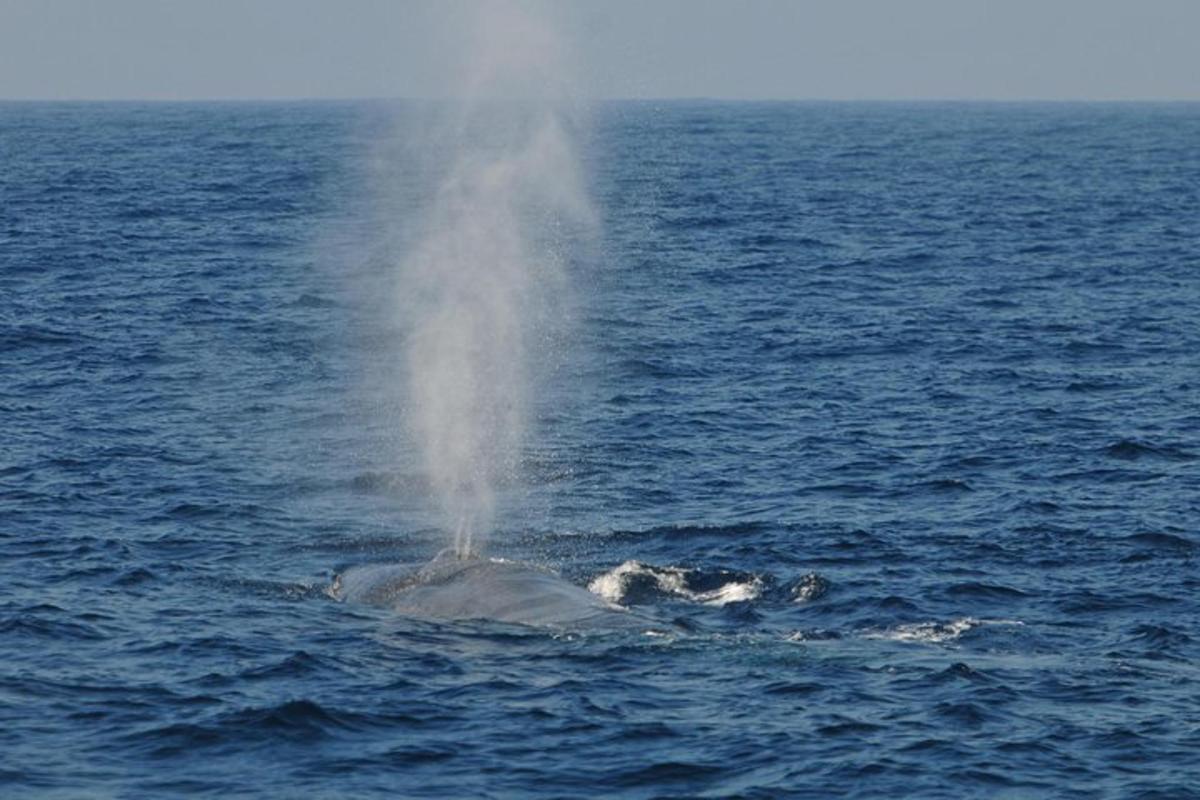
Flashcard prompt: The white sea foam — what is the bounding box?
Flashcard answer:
[862,617,1024,644]
[588,560,764,607]
[790,572,829,603]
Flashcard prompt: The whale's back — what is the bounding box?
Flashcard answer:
[334,554,648,630]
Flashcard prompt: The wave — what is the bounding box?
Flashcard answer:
[1102,439,1195,462]
[123,699,419,755]
[1122,531,1196,552]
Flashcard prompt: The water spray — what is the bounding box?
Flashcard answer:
[399,3,594,557]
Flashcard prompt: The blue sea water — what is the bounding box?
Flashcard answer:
[2,100,1199,798]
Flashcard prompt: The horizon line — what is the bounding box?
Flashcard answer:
[2,95,1199,105]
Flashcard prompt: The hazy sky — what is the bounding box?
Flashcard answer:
[0,0,1196,101]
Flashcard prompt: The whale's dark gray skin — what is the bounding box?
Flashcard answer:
[333,551,653,630]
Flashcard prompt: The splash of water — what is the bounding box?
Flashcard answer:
[400,3,593,557]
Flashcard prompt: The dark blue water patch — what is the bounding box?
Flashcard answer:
[1102,439,1196,462]
[1121,531,1197,553]
[0,611,108,641]
[942,581,1028,600]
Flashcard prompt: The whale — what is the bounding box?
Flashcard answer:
[332,550,655,630]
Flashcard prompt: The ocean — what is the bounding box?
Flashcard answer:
[2,100,1198,798]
